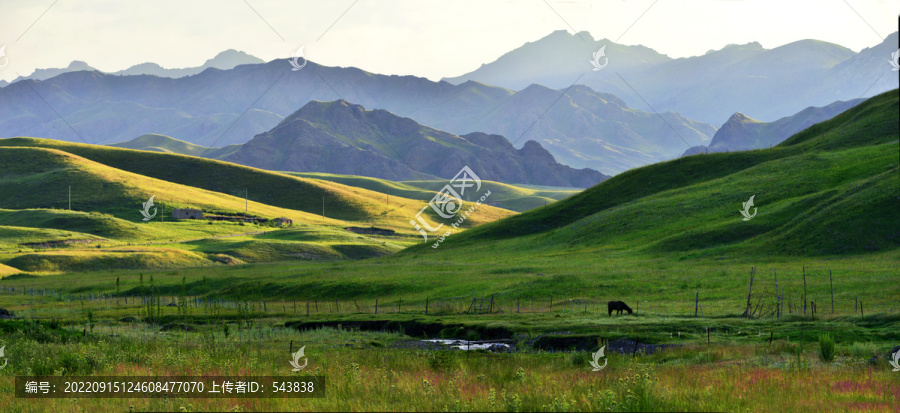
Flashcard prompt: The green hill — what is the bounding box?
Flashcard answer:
[0,142,515,274]
[285,172,580,212]
[413,89,899,258]
[0,138,515,232]
[109,134,240,159]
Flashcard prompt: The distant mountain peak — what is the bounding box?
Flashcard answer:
[707,42,764,54]
[726,112,759,125]
[225,99,609,187]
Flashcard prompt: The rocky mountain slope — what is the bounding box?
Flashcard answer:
[223,100,610,187]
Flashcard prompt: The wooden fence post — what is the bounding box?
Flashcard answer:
[517,296,520,313]
[398,298,402,313]
[774,269,779,303]
[424,297,428,315]
[375,299,379,314]
[549,297,553,312]
[745,267,755,318]
[829,270,834,314]
[694,292,699,318]
[802,266,807,315]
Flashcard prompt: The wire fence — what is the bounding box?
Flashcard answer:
[1,267,897,321]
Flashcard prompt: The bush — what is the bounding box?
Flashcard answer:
[438,326,464,338]
[570,351,590,366]
[850,342,878,358]
[385,321,404,334]
[818,333,835,362]
[464,329,481,342]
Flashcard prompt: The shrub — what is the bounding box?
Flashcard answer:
[570,351,589,366]
[850,342,878,358]
[464,329,481,342]
[818,333,835,362]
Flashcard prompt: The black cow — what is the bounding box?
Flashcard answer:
[608,301,633,316]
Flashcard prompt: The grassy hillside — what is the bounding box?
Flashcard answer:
[0,138,515,232]
[0,146,328,224]
[410,89,899,257]
[0,139,518,273]
[286,172,580,212]
[0,147,421,273]
[109,133,240,159]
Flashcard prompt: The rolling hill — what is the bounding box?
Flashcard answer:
[110,133,241,159]
[0,137,518,273]
[106,135,581,212]
[0,137,514,231]
[285,172,580,212]
[410,89,899,258]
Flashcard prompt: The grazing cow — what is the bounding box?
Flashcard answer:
[608,301,633,316]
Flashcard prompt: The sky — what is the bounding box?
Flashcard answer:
[0,0,898,83]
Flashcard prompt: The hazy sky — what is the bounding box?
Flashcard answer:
[1,0,898,82]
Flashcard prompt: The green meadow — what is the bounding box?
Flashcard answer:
[0,90,897,411]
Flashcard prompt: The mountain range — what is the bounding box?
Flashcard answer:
[1,31,891,177]
[444,30,899,126]
[682,98,864,156]
[118,100,609,187]
[0,59,714,175]
[0,50,263,85]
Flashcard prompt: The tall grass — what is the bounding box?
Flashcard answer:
[818,333,835,362]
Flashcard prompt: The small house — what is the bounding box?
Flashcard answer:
[172,208,204,220]
[274,217,293,226]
